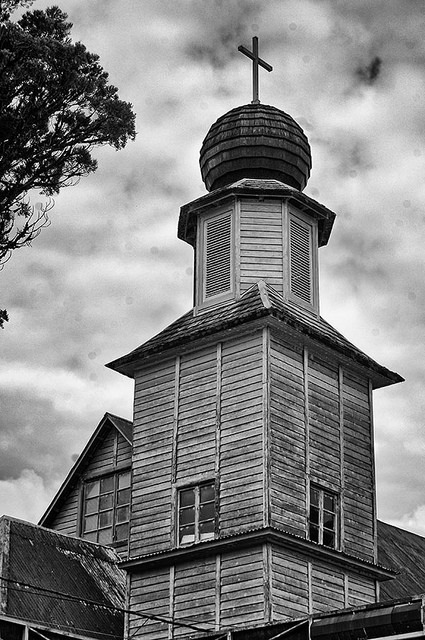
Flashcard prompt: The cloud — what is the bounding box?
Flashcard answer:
[0,470,56,523]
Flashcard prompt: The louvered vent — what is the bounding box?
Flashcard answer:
[290,217,312,304]
[204,213,232,299]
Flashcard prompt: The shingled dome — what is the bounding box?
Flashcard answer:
[200,103,312,192]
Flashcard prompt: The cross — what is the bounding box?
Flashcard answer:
[238,36,273,104]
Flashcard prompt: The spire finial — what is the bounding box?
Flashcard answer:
[238,36,273,104]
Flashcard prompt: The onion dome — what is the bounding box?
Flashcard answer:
[200,103,312,192]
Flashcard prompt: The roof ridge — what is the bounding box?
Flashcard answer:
[257,280,272,309]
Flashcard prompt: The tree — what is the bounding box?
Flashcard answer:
[0,3,136,268]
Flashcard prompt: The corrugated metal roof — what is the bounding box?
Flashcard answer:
[1,517,125,640]
[378,519,425,600]
[107,281,402,389]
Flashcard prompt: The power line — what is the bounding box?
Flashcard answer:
[0,576,215,634]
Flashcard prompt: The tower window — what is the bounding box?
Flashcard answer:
[178,482,216,545]
[289,214,313,305]
[309,485,338,549]
[198,208,234,308]
[82,469,131,545]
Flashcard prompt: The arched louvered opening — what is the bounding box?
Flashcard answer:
[289,215,313,305]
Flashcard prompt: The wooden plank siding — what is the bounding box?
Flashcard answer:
[311,562,345,612]
[347,574,377,607]
[129,569,170,640]
[47,484,80,536]
[220,547,265,627]
[220,331,265,534]
[269,331,306,535]
[131,359,176,556]
[271,547,309,620]
[173,558,217,636]
[342,370,375,562]
[239,198,284,295]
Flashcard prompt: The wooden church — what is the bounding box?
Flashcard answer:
[6,37,425,640]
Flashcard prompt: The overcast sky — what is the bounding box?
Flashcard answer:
[1,0,425,535]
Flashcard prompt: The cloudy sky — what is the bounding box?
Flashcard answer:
[2,0,425,535]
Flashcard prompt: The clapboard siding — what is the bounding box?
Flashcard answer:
[173,558,216,636]
[47,484,80,535]
[129,569,170,640]
[311,562,345,612]
[177,346,217,480]
[269,331,306,535]
[220,547,264,626]
[239,198,284,294]
[116,432,132,466]
[272,548,309,619]
[86,429,116,475]
[348,574,376,607]
[220,332,264,534]
[308,356,340,486]
[342,370,374,561]
[131,359,175,556]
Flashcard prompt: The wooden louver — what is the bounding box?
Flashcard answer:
[289,216,312,304]
[204,212,232,299]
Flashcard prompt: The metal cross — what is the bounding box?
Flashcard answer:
[238,36,273,104]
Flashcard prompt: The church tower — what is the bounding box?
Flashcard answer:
[108,38,402,640]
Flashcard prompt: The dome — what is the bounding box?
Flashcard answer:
[200,103,312,192]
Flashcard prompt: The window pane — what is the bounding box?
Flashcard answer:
[115,523,129,542]
[100,476,114,494]
[83,530,97,542]
[84,514,98,532]
[116,505,129,524]
[310,487,320,507]
[117,487,130,506]
[118,471,131,489]
[84,497,98,515]
[323,513,335,531]
[98,527,113,544]
[200,502,215,522]
[180,489,195,508]
[100,493,114,511]
[323,529,335,548]
[200,484,215,503]
[179,525,195,545]
[309,524,319,543]
[199,520,214,537]
[310,505,319,525]
[85,480,100,499]
[324,494,335,512]
[179,507,195,526]
[99,510,113,528]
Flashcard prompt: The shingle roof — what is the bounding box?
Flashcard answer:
[106,281,402,389]
[377,520,425,600]
[0,517,125,640]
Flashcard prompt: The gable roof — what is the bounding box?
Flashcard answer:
[377,519,425,600]
[39,412,132,528]
[0,516,125,640]
[107,281,403,389]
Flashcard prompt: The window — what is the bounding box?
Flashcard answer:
[289,214,314,305]
[197,208,234,308]
[82,470,131,545]
[309,485,338,549]
[178,482,215,545]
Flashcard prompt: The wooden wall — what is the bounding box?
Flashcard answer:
[47,427,132,537]
[269,326,376,563]
[239,198,284,295]
[130,330,265,558]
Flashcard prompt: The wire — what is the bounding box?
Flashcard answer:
[0,576,214,634]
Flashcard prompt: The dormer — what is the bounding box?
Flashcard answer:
[178,104,335,315]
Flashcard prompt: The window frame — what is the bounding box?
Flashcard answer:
[177,481,216,547]
[80,467,131,546]
[196,205,235,311]
[308,484,339,550]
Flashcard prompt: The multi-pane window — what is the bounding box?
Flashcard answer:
[82,470,131,545]
[178,482,215,545]
[309,485,338,549]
